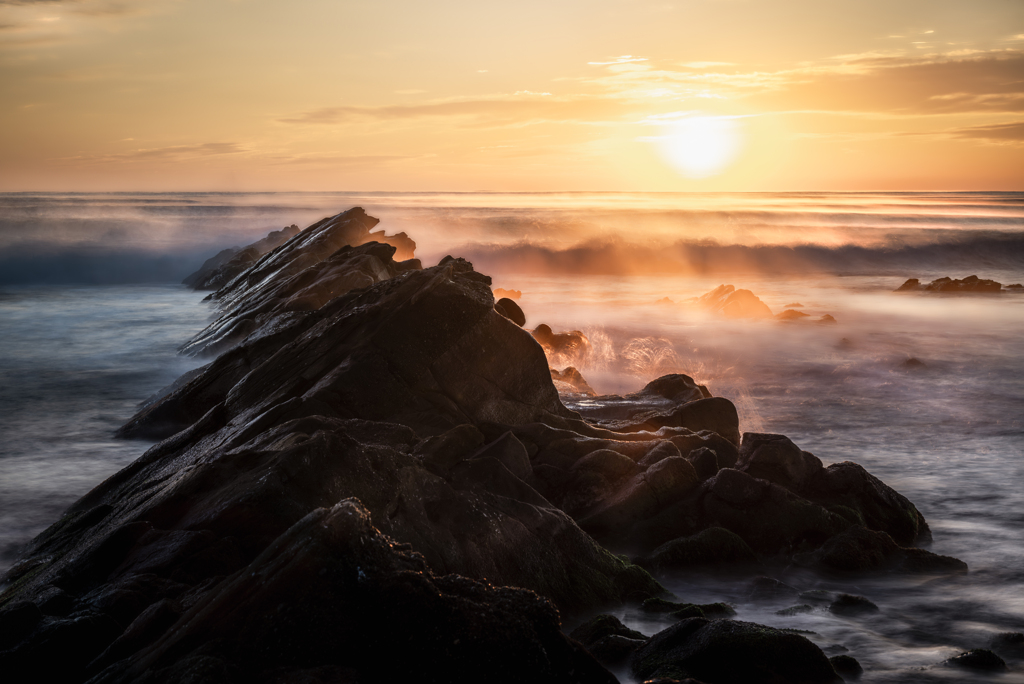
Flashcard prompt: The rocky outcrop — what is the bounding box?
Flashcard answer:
[895,275,1005,293]
[695,284,773,318]
[183,224,300,291]
[0,208,964,683]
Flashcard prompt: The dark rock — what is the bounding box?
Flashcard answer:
[685,447,719,480]
[991,632,1024,658]
[809,525,966,575]
[945,649,1007,672]
[183,224,301,291]
[895,275,1004,293]
[636,528,757,573]
[532,324,592,365]
[0,601,42,644]
[829,654,863,678]
[736,433,823,494]
[630,618,842,683]
[84,500,618,684]
[817,314,837,325]
[900,357,926,370]
[569,613,648,647]
[828,594,879,616]
[470,431,533,481]
[588,634,649,668]
[495,297,526,326]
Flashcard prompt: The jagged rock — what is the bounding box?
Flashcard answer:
[895,275,1004,293]
[630,618,842,683]
[640,598,736,620]
[183,224,301,291]
[495,297,526,326]
[569,614,648,667]
[695,285,773,319]
[817,314,837,324]
[493,288,522,300]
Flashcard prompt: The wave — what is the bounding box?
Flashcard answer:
[456,232,1024,276]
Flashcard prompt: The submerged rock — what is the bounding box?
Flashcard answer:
[945,648,1008,672]
[550,367,596,396]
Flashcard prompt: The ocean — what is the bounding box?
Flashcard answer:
[1,191,1022,682]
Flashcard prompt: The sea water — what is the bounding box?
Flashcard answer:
[1,191,1022,682]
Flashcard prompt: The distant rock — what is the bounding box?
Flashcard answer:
[900,357,927,371]
[550,367,596,396]
[696,285,773,318]
[655,296,675,305]
[531,324,592,365]
[895,275,1004,293]
[817,314,837,325]
[784,302,804,308]
[776,309,810,322]
[493,287,522,300]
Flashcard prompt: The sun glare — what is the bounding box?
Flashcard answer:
[659,116,741,179]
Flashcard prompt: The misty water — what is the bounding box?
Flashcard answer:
[1,192,1022,682]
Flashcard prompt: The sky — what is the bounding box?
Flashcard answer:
[0,0,1021,191]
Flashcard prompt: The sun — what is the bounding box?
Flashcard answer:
[659,116,742,179]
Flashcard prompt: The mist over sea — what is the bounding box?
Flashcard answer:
[1,191,1023,682]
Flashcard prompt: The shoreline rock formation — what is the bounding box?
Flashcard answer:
[895,275,1021,293]
[0,208,967,683]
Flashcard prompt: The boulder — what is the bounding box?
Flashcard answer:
[630,618,842,683]
[531,324,592,365]
[807,525,967,575]
[495,297,526,326]
[828,594,879,616]
[945,649,1007,672]
[635,528,757,574]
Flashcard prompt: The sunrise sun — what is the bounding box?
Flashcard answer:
[659,116,742,179]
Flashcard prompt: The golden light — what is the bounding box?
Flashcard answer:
[659,116,742,179]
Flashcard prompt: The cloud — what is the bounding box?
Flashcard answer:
[947,121,1024,142]
[60,142,246,163]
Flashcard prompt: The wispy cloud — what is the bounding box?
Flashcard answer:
[60,142,246,163]
[947,121,1024,142]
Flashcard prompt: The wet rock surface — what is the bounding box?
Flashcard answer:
[183,225,300,291]
[0,208,966,682]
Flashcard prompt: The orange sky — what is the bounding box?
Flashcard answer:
[0,0,1021,191]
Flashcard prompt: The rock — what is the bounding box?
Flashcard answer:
[641,598,735,620]
[817,314,837,325]
[630,618,842,683]
[550,367,596,396]
[900,357,926,370]
[493,288,521,300]
[495,297,526,326]
[991,632,1024,658]
[183,224,301,291]
[736,433,823,494]
[570,613,647,646]
[532,324,592,365]
[78,501,619,684]
[945,649,1007,672]
[0,601,42,644]
[784,302,804,308]
[635,528,758,573]
[829,654,863,678]
[695,285,774,319]
[685,447,719,481]
[809,525,967,575]
[895,275,1004,293]
[776,309,810,321]
[828,594,878,616]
